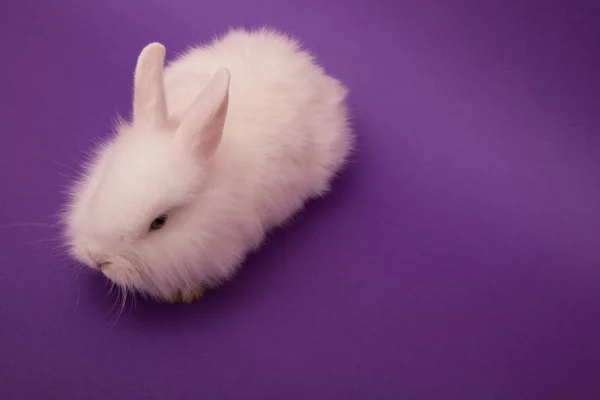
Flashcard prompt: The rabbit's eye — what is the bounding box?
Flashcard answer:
[150,214,168,231]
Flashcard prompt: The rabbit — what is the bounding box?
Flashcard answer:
[63,27,353,303]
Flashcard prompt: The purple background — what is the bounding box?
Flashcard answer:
[1,0,599,398]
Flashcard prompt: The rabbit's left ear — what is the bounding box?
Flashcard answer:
[132,42,168,129]
[175,68,230,159]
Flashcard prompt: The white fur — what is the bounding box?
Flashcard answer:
[64,27,353,301]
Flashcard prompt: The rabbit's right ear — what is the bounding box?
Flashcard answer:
[133,43,168,129]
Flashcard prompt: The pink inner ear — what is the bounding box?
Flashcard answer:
[176,68,231,159]
[197,89,229,158]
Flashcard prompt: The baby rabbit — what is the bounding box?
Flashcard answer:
[64,28,353,303]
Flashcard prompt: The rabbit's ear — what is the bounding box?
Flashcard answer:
[133,43,168,129]
[176,68,230,159]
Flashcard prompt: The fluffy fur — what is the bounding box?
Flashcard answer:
[64,27,353,302]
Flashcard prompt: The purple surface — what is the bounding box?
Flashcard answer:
[1,0,600,398]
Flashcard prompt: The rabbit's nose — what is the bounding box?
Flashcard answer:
[86,244,111,269]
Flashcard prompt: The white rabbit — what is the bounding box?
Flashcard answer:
[64,27,353,303]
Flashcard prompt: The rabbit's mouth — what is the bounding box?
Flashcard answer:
[98,258,131,284]
[96,254,141,288]
[101,253,170,300]
[97,261,112,270]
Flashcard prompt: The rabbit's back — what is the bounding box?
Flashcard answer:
[165,28,352,226]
